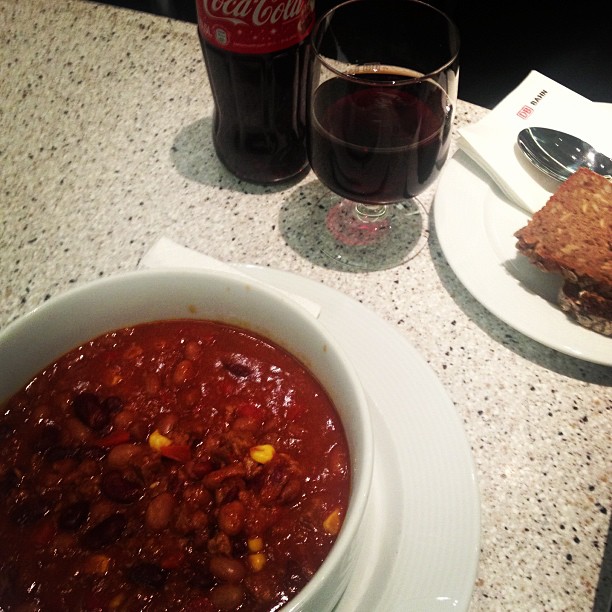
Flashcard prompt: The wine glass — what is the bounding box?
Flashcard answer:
[306,0,459,270]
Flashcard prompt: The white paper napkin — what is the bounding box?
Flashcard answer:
[458,70,612,214]
[139,237,321,318]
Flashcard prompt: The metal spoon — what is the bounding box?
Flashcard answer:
[517,127,612,182]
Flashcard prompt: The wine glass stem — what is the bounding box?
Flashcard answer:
[354,202,387,221]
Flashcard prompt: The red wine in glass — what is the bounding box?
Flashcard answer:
[309,69,452,204]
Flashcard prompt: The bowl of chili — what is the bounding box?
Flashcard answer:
[0,268,373,611]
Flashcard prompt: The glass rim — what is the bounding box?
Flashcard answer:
[311,0,460,87]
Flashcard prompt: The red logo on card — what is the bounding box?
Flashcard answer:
[517,105,533,119]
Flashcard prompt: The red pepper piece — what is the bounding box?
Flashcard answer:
[160,444,191,462]
[94,431,131,447]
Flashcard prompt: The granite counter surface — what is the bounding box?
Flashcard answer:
[1,0,611,609]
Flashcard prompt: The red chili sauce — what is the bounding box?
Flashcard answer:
[0,320,350,611]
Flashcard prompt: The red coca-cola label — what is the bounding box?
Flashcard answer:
[196,0,315,54]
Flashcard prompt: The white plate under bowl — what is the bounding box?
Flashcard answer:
[434,107,612,365]
[242,265,480,611]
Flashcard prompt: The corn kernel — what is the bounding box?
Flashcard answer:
[249,553,266,572]
[250,444,275,464]
[323,508,342,535]
[248,537,264,553]
[149,429,172,451]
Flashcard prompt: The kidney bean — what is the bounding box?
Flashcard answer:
[209,583,245,610]
[81,553,112,575]
[172,359,194,386]
[106,443,142,469]
[102,396,123,414]
[128,563,168,589]
[113,408,136,431]
[217,500,245,536]
[279,478,302,504]
[184,340,202,361]
[209,556,246,583]
[100,470,141,503]
[72,393,109,431]
[65,416,92,444]
[122,344,143,360]
[156,413,177,436]
[81,513,126,549]
[58,500,90,531]
[145,492,175,531]
[128,420,149,443]
[223,361,252,378]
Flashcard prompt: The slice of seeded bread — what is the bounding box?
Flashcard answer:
[515,167,612,296]
[515,167,612,336]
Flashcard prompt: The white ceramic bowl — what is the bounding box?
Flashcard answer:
[0,268,373,612]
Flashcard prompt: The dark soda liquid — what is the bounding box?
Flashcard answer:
[200,33,310,185]
[308,71,451,203]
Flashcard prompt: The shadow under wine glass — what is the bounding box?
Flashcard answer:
[306,0,460,271]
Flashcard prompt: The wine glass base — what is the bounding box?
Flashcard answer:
[319,197,428,271]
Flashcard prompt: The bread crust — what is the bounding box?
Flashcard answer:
[558,282,612,337]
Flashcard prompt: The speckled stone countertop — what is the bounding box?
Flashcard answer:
[1,0,611,610]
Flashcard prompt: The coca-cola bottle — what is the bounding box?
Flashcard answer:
[195,0,315,184]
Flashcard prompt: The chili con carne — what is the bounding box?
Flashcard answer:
[0,319,350,611]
